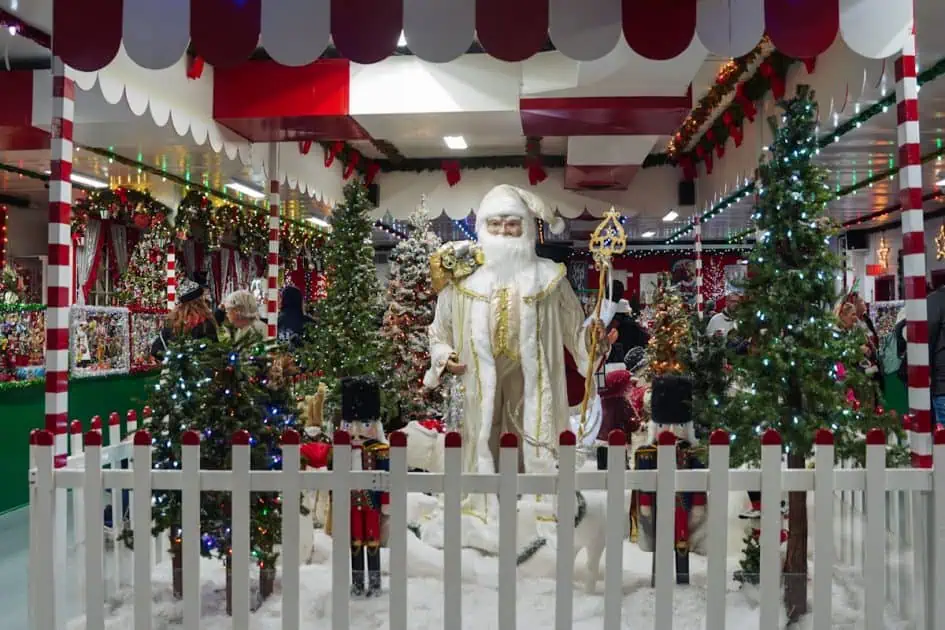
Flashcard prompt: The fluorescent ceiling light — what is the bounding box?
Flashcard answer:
[397,32,407,47]
[44,170,109,189]
[641,231,656,238]
[306,217,331,229]
[443,136,468,150]
[225,180,266,199]
[662,210,678,222]
[937,177,945,187]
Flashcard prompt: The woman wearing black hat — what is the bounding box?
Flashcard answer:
[150,279,219,360]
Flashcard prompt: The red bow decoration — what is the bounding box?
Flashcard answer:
[442,160,461,187]
[735,83,756,122]
[186,56,205,80]
[525,156,547,186]
[324,141,344,168]
[418,419,444,433]
[703,152,714,175]
[342,151,360,180]
[365,161,381,186]
[803,57,817,74]
[678,155,696,181]
[298,140,313,156]
[759,61,785,100]
[706,129,724,159]
[730,123,744,148]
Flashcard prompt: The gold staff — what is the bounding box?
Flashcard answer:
[578,207,627,441]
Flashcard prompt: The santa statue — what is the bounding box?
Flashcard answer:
[424,184,612,475]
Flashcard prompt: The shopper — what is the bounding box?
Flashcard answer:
[223,289,268,341]
[150,279,218,360]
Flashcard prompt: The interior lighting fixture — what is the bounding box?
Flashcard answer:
[306,217,331,229]
[444,136,468,150]
[662,210,678,222]
[44,170,109,189]
[224,180,266,199]
[936,176,945,188]
[641,231,656,239]
[397,32,407,47]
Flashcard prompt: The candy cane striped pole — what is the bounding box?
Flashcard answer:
[47,57,75,469]
[166,242,176,310]
[694,216,703,318]
[267,143,280,340]
[896,25,931,468]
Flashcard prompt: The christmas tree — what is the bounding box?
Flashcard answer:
[305,179,392,420]
[721,86,903,619]
[115,231,181,308]
[683,313,733,440]
[645,274,691,377]
[380,198,443,424]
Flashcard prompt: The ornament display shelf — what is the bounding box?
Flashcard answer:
[0,370,156,514]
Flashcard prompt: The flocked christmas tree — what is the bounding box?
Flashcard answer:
[304,179,393,421]
[721,86,904,619]
[380,197,443,423]
[645,273,691,377]
[114,231,181,308]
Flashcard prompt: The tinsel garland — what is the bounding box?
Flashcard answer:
[73,187,174,242]
[0,377,43,392]
[0,303,45,314]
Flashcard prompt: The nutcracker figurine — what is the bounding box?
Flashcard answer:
[634,374,707,585]
[340,376,390,598]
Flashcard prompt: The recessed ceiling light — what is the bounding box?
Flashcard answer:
[641,230,656,238]
[44,170,109,189]
[444,136,468,150]
[662,210,678,222]
[397,32,407,47]
[306,217,331,229]
[225,180,266,199]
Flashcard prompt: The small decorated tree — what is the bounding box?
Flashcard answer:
[721,86,904,618]
[645,274,691,377]
[380,199,443,424]
[683,313,733,439]
[114,232,181,308]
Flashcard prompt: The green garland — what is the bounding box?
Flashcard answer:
[0,377,43,392]
[0,303,46,314]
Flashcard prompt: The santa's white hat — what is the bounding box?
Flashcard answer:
[477,184,565,234]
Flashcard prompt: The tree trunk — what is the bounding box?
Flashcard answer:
[225,559,233,616]
[171,544,183,600]
[783,452,809,623]
[259,565,276,602]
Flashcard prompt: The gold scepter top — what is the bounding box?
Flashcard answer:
[578,207,628,441]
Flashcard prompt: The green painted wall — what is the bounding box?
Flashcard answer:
[0,372,155,514]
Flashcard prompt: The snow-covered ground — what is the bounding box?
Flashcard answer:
[65,524,910,630]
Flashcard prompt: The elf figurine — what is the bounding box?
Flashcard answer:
[340,376,389,598]
[634,374,707,585]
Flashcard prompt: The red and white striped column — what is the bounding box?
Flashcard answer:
[0,204,8,269]
[166,242,177,310]
[47,57,75,468]
[267,143,280,339]
[896,26,932,468]
[694,216,703,318]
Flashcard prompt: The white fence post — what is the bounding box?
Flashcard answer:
[759,430,783,630]
[498,433,518,630]
[706,430,730,630]
[388,431,409,630]
[555,431,577,630]
[865,429,887,630]
[653,431,677,630]
[282,429,302,630]
[331,431,352,630]
[32,430,56,630]
[443,431,463,630]
[812,429,835,629]
[181,430,201,630]
[605,430,626,630]
[132,430,153,630]
[231,430,251,630]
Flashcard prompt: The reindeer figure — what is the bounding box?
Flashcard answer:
[299,383,331,563]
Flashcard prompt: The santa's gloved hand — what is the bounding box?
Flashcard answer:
[689,504,707,528]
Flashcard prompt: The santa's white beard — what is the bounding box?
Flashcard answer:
[479,233,536,278]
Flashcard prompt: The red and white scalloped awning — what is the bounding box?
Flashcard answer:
[53,0,912,72]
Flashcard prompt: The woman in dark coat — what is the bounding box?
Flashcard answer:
[150,279,218,360]
[277,285,315,346]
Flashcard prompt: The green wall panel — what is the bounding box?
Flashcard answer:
[0,372,155,514]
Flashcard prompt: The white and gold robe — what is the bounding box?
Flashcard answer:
[423,258,593,474]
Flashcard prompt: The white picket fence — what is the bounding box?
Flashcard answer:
[27,418,945,630]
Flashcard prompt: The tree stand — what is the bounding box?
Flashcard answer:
[171,544,184,599]
[259,565,276,602]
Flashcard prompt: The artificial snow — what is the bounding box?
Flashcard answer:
[66,526,909,630]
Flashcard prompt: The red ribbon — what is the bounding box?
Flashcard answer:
[715,142,725,159]
[679,155,696,181]
[342,152,360,180]
[729,123,743,148]
[365,161,381,186]
[186,56,205,80]
[735,83,756,122]
[703,152,713,175]
[442,160,461,187]
[525,156,547,186]
[324,141,344,168]
[759,61,785,100]
[298,140,313,156]
[803,57,817,74]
